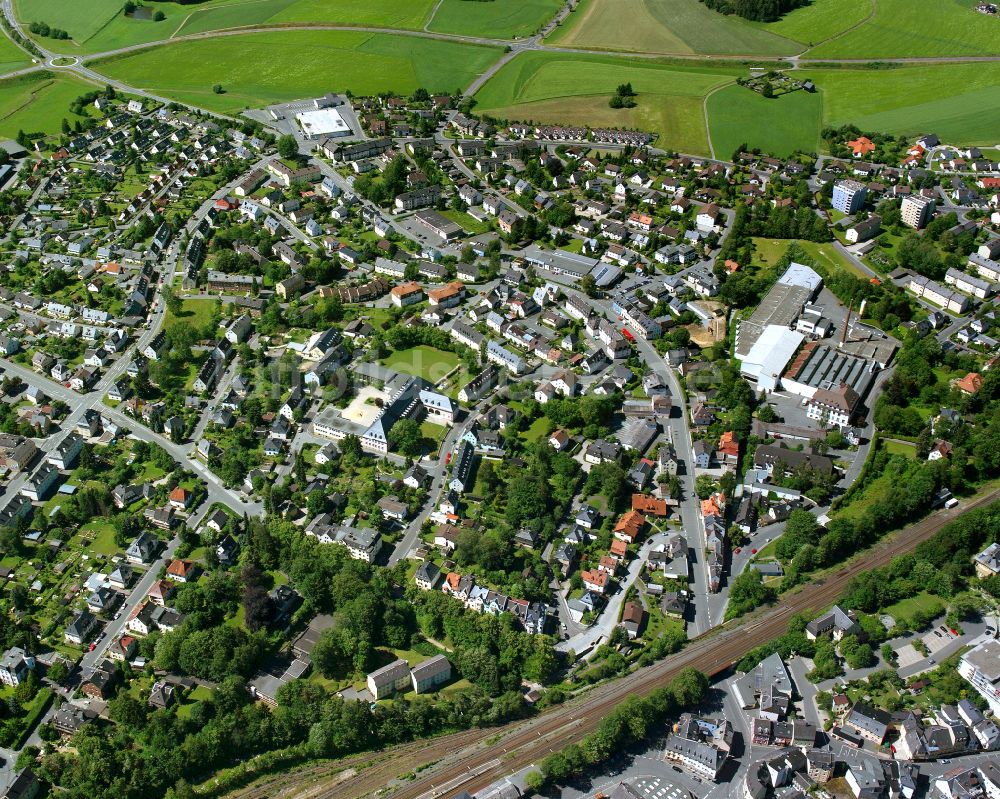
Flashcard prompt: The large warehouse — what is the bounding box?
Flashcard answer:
[296,107,351,139]
[734,262,823,358]
[739,325,805,392]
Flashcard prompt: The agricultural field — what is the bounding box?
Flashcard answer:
[546,0,801,56]
[89,31,503,114]
[474,51,740,155]
[806,0,1000,59]
[16,0,439,53]
[800,63,1000,147]
[0,72,95,140]
[427,0,563,39]
[0,32,29,76]
[707,84,821,158]
[749,0,871,48]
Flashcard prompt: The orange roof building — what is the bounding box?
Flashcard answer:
[610,539,629,558]
[442,572,461,593]
[957,372,983,394]
[613,510,646,542]
[847,136,875,157]
[701,495,724,518]
[169,487,192,509]
[718,431,740,458]
[165,559,197,582]
[632,494,668,517]
[581,569,609,593]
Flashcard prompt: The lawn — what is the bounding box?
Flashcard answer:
[882,439,917,459]
[89,31,503,113]
[707,84,821,158]
[474,51,739,155]
[79,520,119,555]
[547,0,801,56]
[0,72,98,140]
[177,684,214,719]
[439,209,491,235]
[520,415,552,443]
[751,238,868,280]
[884,591,945,627]
[836,453,919,522]
[380,345,461,384]
[806,0,1000,58]
[165,298,216,334]
[0,32,29,76]
[428,0,562,39]
[420,420,449,447]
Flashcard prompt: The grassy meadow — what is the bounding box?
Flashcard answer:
[0,72,97,139]
[428,0,563,39]
[0,31,29,76]
[546,0,800,55]
[806,0,1000,58]
[706,84,822,158]
[90,31,503,113]
[15,0,438,53]
[473,50,739,154]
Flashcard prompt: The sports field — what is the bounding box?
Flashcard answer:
[90,31,503,113]
[0,72,95,140]
[474,51,739,155]
[806,0,1000,58]
[707,84,821,158]
[428,0,562,39]
[546,0,800,55]
[15,0,438,53]
[0,32,29,76]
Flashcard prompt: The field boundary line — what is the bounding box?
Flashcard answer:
[701,80,734,160]
[423,0,445,32]
[799,0,877,57]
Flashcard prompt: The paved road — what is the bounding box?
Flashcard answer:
[556,530,676,655]
[387,421,466,566]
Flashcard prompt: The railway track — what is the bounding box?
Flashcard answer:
[226,489,998,799]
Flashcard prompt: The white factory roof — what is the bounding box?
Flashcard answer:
[777,262,823,295]
[739,325,804,391]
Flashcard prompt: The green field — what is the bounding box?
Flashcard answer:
[546,0,800,55]
[707,84,821,158]
[806,0,1000,58]
[752,238,868,279]
[474,50,739,155]
[882,439,917,459]
[750,0,871,47]
[0,32,29,76]
[90,31,502,113]
[428,0,562,39]
[0,72,97,139]
[884,591,945,626]
[801,63,1000,146]
[381,345,461,384]
[15,0,438,53]
[165,298,216,333]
